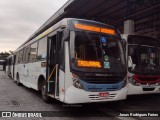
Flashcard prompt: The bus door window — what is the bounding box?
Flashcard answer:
[50,35,57,65]
[50,32,62,65]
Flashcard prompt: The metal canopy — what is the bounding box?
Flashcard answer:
[25,0,160,46]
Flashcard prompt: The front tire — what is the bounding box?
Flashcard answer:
[41,81,50,103]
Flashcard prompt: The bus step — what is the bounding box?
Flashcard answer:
[48,94,55,98]
[48,94,59,100]
[48,81,54,93]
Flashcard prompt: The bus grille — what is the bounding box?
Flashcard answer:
[142,88,155,91]
[88,93,117,101]
[82,76,123,84]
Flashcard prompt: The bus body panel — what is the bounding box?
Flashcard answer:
[128,83,160,95]
[64,41,73,90]
[59,70,65,102]
[127,72,160,95]
[65,85,127,104]
[15,61,46,90]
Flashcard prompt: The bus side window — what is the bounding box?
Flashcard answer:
[29,42,38,62]
[18,50,21,63]
[37,37,47,60]
[16,52,19,64]
[25,45,30,63]
[19,49,24,63]
[23,47,27,63]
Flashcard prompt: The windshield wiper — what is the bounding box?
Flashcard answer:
[83,31,99,60]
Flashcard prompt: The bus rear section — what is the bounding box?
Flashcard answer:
[123,34,160,95]
[14,18,127,104]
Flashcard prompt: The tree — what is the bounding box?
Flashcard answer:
[0,51,10,60]
[9,50,14,55]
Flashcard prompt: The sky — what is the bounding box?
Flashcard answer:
[0,0,68,52]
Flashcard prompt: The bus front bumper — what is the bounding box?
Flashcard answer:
[64,85,127,104]
[128,83,160,95]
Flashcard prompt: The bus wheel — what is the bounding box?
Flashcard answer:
[16,73,21,86]
[41,82,50,103]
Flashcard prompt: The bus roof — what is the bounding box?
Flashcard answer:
[16,18,116,52]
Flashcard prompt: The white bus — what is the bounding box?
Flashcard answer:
[0,60,5,71]
[122,34,160,95]
[5,55,15,78]
[14,18,127,104]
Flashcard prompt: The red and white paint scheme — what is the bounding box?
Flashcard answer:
[122,34,160,95]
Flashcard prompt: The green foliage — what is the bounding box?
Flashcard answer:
[9,50,14,55]
[0,51,10,60]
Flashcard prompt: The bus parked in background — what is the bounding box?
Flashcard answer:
[14,18,127,104]
[5,55,15,78]
[122,34,160,95]
[0,60,5,71]
[5,56,10,74]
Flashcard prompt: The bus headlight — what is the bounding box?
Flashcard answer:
[122,77,127,88]
[128,76,139,86]
[72,74,83,89]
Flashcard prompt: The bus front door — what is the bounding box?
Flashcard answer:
[46,35,59,98]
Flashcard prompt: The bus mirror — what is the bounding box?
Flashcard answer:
[121,39,126,52]
[128,56,132,68]
[128,56,136,70]
[121,39,126,47]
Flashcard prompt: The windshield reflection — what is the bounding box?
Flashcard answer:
[74,31,125,70]
[128,45,160,74]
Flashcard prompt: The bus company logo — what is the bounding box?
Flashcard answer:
[2,112,12,117]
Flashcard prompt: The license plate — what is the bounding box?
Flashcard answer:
[99,92,109,97]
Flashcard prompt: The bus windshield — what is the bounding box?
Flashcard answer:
[128,45,160,75]
[70,31,125,73]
